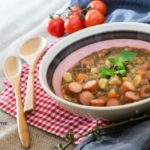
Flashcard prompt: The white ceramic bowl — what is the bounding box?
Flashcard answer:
[39,22,150,121]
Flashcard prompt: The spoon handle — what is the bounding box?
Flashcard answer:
[13,79,30,148]
[24,65,35,112]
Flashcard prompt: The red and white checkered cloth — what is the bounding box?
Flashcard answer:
[0,42,109,143]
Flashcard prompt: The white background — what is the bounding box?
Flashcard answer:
[0,0,68,76]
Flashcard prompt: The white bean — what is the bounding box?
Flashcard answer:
[109,75,122,85]
[63,72,72,83]
[98,78,108,90]
[132,75,142,86]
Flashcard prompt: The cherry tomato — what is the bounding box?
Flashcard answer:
[85,9,105,27]
[68,6,83,16]
[88,0,107,15]
[46,17,65,37]
[65,14,84,34]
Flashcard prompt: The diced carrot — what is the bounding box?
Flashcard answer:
[76,73,87,83]
[137,63,148,77]
[137,70,146,77]
[108,89,119,98]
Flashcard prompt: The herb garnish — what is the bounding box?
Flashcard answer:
[99,50,137,78]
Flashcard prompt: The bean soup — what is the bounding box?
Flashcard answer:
[61,47,150,107]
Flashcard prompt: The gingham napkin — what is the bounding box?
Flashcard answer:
[0,42,108,143]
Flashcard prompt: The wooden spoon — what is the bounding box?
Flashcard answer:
[3,56,30,148]
[19,37,47,112]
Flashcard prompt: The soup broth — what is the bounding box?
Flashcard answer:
[61,47,150,107]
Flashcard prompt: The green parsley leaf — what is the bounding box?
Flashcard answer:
[118,50,137,62]
[107,57,118,64]
[115,69,127,76]
[114,62,125,71]
[99,66,114,78]
[99,50,137,78]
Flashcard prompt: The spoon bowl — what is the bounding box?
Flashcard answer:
[3,56,30,148]
[19,36,47,63]
[4,56,21,79]
[19,36,47,112]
